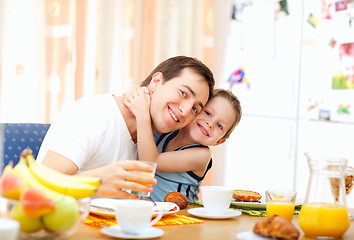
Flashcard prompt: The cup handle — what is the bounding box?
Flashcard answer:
[150,208,163,226]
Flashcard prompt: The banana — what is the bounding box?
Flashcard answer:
[25,155,97,199]
[25,154,101,188]
[12,158,64,201]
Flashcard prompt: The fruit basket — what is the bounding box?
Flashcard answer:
[0,196,91,240]
[0,148,100,239]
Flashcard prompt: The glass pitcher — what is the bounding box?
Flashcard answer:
[298,153,350,239]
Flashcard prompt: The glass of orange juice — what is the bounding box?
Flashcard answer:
[130,161,157,197]
[266,190,297,221]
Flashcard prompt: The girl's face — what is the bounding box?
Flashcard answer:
[186,96,237,146]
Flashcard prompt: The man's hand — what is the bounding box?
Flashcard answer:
[82,160,157,198]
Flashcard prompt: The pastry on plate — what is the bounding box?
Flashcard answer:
[164,192,188,209]
[233,189,262,202]
[253,215,300,240]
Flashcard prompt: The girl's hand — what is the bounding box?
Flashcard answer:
[124,87,151,120]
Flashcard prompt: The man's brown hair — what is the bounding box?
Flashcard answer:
[140,56,215,100]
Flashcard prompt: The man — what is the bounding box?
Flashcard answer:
[37,56,215,198]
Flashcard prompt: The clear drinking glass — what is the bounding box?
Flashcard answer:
[265,190,297,221]
[298,153,350,239]
[130,162,157,197]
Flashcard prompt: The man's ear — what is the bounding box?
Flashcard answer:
[213,138,226,146]
[150,72,163,94]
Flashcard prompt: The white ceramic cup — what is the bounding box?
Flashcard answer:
[0,217,20,240]
[201,186,233,216]
[115,199,163,235]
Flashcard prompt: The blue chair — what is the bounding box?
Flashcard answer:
[1,123,50,172]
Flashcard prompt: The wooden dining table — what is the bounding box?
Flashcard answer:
[69,205,354,240]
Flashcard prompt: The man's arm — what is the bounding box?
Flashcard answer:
[41,150,157,199]
[41,150,79,175]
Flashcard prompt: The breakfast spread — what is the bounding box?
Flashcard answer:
[233,190,262,202]
[253,215,300,240]
[164,192,188,209]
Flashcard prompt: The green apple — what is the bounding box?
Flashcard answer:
[10,202,43,233]
[42,196,79,232]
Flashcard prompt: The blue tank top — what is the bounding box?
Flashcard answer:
[150,131,212,202]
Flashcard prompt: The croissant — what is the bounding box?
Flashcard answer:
[253,215,300,240]
[164,192,188,209]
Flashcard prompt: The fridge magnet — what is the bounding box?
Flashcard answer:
[231,1,253,22]
[329,38,337,48]
[321,0,332,19]
[337,104,350,115]
[318,100,332,121]
[306,99,320,120]
[332,103,353,123]
[308,13,319,28]
[274,0,289,20]
[227,68,250,89]
[319,109,331,121]
[332,42,354,89]
[335,0,348,11]
[307,100,319,112]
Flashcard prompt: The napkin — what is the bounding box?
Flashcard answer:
[84,213,204,228]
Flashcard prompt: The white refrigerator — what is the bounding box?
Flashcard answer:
[220,0,354,207]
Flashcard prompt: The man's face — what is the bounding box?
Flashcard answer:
[149,68,210,134]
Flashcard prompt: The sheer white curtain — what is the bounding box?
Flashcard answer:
[0,0,213,124]
[0,0,135,123]
[0,0,46,123]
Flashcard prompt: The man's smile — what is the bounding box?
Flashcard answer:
[168,106,179,122]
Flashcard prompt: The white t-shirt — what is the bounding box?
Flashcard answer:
[36,94,138,172]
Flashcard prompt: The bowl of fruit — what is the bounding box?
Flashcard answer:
[0,149,101,239]
[0,196,91,240]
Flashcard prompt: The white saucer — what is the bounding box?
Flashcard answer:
[90,198,179,218]
[101,225,164,239]
[187,207,242,219]
[236,231,270,240]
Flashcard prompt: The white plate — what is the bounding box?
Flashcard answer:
[101,225,164,239]
[231,197,303,210]
[187,207,242,219]
[236,231,271,240]
[90,198,179,218]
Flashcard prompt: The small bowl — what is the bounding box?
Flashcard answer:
[0,196,90,240]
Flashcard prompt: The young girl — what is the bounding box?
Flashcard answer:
[124,87,242,202]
